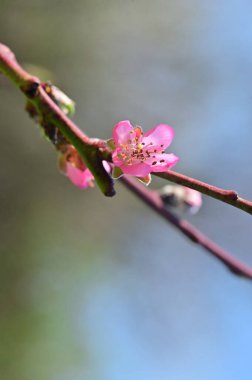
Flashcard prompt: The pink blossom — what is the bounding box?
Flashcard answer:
[111,120,179,178]
[159,185,202,214]
[65,161,95,189]
[183,187,202,214]
[58,145,111,189]
[58,146,95,189]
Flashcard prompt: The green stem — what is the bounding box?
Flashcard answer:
[0,43,115,196]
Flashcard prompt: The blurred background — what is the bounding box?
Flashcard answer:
[1,1,252,379]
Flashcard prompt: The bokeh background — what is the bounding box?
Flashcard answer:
[1,1,252,379]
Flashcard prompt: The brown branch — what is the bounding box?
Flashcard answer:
[1,41,252,213]
[1,43,252,212]
[121,176,252,280]
[0,43,114,196]
[155,171,252,216]
[1,42,252,278]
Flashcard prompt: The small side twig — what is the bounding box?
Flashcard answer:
[155,171,252,216]
[121,176,252,280]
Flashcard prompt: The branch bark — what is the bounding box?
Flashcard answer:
[1,42,252,279]
[121,176,252,280]
[155,171,252,215]
[1,43,252,214]
[0,43,114,196]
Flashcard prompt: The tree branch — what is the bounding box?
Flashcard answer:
[121,176,252,280]
[0,43,114,196]
[1,42,252,214]
[1,42,252,279]
[155,171,252,215]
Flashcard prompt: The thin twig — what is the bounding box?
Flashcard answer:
[121,176,252,280]
[155,171,252,215]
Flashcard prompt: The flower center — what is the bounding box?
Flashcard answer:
[118,136,165,166]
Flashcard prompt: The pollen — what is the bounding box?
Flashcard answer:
[112,121,178,176]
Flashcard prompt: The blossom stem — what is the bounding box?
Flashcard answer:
[155,171,252,215]
[121,176,252,280]
[0,43,114,196]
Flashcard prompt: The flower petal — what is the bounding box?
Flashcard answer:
[102,160,111,173]
[146,153,179,172]
[134,126,143,139]
[143,124,174,149]
[137,174,152,186]
[112,120,135,145]
[119,162,151,176]
[112,149,126,167]
[184,188,202,212]
[66,163,94,189]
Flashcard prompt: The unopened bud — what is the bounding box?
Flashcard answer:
[44,83,75,116]
[158,185,202,214]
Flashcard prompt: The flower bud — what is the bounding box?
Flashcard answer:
[159,185,202,214]
[44,83,75,116]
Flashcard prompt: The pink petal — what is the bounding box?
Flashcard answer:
[66,163,94,189]
[184,188,202,209]
[134,126,143,139]
[118,162,151,176]
[148,154,179,172]
[112,120,135,145]
[112,149,125,167]
[143,124,174,149]
[102,160,111,173]
[137,174,152,186]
